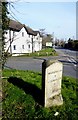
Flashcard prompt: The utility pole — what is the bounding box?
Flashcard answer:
[52,32,55,49]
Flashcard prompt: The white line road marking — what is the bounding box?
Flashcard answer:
[74,64,77,67]
[67,57,77,68]
[70,58,77,63]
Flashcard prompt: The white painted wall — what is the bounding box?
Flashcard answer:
[4,27,42,56]
[46,42,52,47]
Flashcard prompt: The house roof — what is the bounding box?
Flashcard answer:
[24,26,37,36]
[9,19,40,36]
[9,19,24,31]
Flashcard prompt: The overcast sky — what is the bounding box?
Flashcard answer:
[8,1,76,40]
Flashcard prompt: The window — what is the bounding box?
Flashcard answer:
[6,31,8,34]
[28,44,30,49]
[22,45,24,49]
[4,30,8,34]
[22,32,24,37]
[13,45,16,50]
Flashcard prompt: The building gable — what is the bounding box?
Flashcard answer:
[9,19,40,36]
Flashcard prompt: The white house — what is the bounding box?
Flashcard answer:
[4,19,42,56]
[46,42,52,48]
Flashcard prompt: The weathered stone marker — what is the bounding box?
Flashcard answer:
[42,60,63,107]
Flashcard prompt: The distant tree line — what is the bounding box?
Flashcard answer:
[64,38,78,51]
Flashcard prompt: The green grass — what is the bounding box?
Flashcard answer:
[2,69,78,119]
[17,48,58,57]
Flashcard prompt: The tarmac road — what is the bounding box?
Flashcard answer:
[5,50,78,79]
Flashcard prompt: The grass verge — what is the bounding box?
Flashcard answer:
[16,48,58,57]
[2,69,78,119]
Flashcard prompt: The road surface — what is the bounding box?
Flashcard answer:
[55,48,78,78]
[5,48,78,78]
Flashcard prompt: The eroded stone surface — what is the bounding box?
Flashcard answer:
[42,60,63,107]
